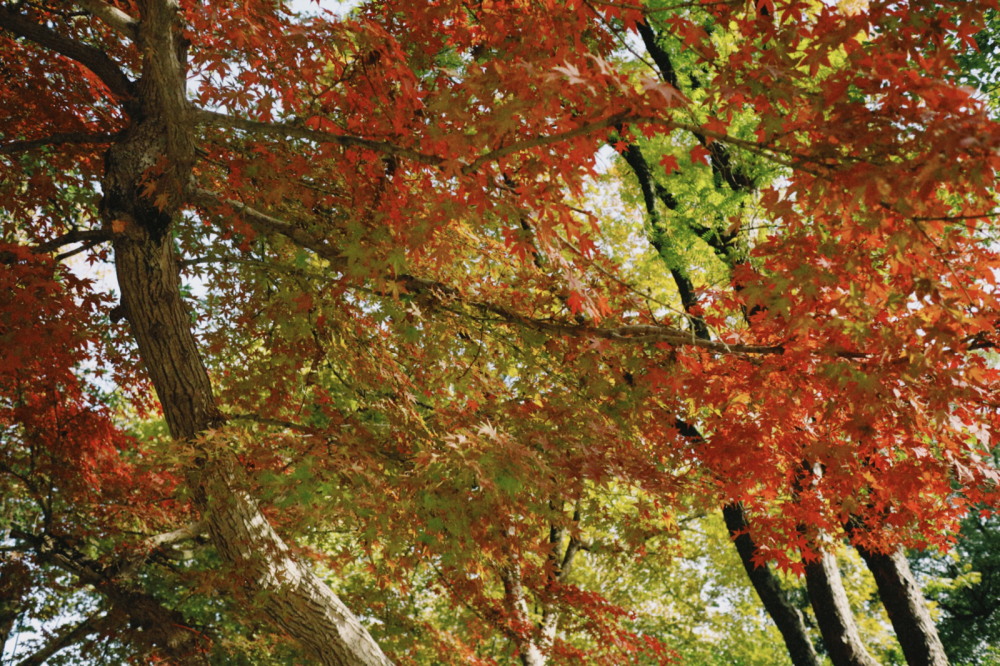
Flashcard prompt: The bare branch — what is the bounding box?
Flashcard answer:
[76,0,138,40]
[53,239,103,261]
[31,229,112,255]
[147,521,206,549]
[0,131,121,155]
[0,230,110,267]
[0,5,135,100]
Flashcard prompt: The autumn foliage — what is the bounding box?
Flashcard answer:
[3,0,1000,663]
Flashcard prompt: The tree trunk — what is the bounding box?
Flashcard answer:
[499,566,548,666]
[723,504,821,666]
[98,5,395,657]
[856,546,949,666]
[622,131,823,666]
[803,548,880,666]
[109,201,394,666]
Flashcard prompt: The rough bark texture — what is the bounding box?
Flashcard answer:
[89,1,395,664]
[803,549,881,666]
[108,129,394,666]
[722,504,822,666]
[856,547,949,666]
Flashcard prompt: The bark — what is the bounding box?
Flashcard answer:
[108,120,394,666]
[499,566,547,666]
[83,0,396,663]
[76,0,139,39]
[723,504,822,666]
[803,548,881,666]
[856,546,949,666]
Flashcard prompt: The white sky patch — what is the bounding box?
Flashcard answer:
[288,0,361,17]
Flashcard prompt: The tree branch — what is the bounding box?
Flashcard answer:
[225,412,319,434]
[636,22,679,89]
[15,611,118,666]
[499,565,548,666]
[193,109,442,166]
[461,112,631,175]
[195,109,634,176]
[76,0,138,40]
[0,131,122,155]
[187,188,785,356]
[9,529,211,663]
[31,229,112,255]
[615,138,713,339]
[0,5,135,100]
[147,521,206,549]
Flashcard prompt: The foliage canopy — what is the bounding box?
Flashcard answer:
[3,0,1000,663]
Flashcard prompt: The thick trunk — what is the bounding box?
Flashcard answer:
[722,504,821,666]
[109,206,394,666]
[803,549,880,666]
[91,1,397,662]
[100,24,393,658]
[856,547,949,666]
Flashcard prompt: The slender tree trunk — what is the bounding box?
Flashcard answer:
[619,131,824,666]
[499,566,547,666]
[723,504,822,666]
[803,548,881,666]
[856,546,949,666]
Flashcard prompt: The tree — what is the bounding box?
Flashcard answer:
[911,507,1000,665]
[3,0,1000,664]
